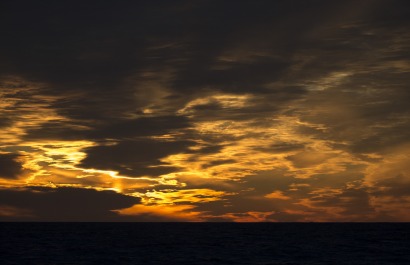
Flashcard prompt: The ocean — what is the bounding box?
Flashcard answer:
[1,223,409,264]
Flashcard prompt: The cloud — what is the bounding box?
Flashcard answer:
[79,139,195,177]
[0,117,12,128]
[88,115,191,140]
[266,211,307,222]
[0,186,141,221]
[0,154,23,179]
[0,0,410,221]
[201,159,237,169]
[287,150,334,168]
[171,57,292,94]
[24,115,192,141]
[23,121,89,141]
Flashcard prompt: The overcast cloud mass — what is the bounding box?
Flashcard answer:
[0,0,409,221]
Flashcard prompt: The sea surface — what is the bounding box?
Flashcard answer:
[1,223,409,264]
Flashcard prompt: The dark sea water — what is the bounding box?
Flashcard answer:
[1,223,410,265]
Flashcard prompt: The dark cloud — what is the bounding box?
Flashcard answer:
[88,115,191,140]
[243,170,297,194]
[192,170,300,216]
[3,0,407,137]
[201,159,237,169]
[266,211,307,222]
[372,175,410,198]
[310,187,374,218]
[0,117,12,128]
[253,142,304,154]
[306,165,366,189]
[172,58,291,94]
[23,115,192,141]
[0,0,347,124]
[0,186,141,221]
[296,78,410,156]
[80,139,195,177]
[184,144,227,164]
[0,1,145,87]
[0,154,23,179]
[23,121,89,141]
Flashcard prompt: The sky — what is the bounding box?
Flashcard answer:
[0,0,409,222]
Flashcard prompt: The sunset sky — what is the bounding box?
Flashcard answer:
[1,0,409,221]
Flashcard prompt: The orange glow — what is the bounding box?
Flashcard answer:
[116,204,203,221]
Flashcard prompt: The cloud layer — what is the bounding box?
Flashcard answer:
[1,0,409,221]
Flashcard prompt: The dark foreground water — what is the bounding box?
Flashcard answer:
[1,223,410,265]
